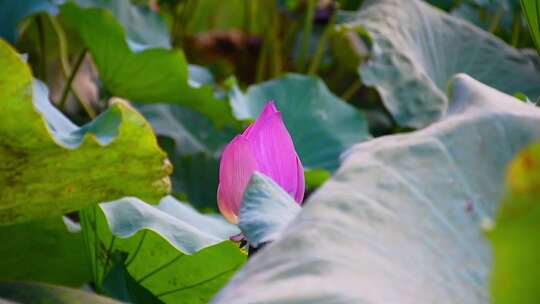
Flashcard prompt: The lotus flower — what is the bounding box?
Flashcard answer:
[217,101,305,224]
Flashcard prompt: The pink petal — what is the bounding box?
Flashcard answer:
[294,155,305,204]
[218,135,259,224]
[244,101,303,202]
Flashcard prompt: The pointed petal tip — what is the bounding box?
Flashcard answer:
[261,100,279,116]
[243,101,283,139]
[266,99,277,109]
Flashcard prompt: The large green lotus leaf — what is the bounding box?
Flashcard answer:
[341,0,540,128]
[83,196,246,303]
[0,281,122,304]
[212,74,540,303]
[0,39,171,224]
[230,73,370,171]
[489,142,540,304]
[0,216,90,286]
[0,0,59,43]
[60,3,236,127]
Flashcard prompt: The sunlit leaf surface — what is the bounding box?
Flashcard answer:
[489,142,540,304]
[0,39,171,224]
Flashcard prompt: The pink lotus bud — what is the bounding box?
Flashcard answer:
[217,101,305,224]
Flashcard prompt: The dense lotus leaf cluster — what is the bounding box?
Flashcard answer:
[0,0,539,303]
